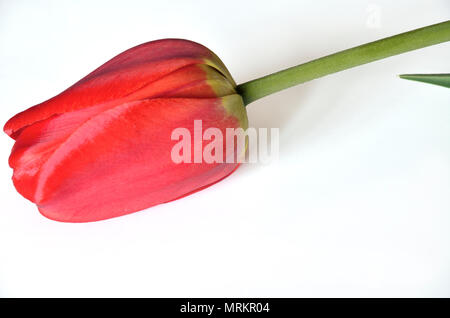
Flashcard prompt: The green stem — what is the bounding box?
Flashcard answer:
[236,20,450,105]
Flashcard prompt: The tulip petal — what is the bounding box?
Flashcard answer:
[4,39,233,138]
[8,102,116,201]
[21,96,245,222]
[126,64,236,99]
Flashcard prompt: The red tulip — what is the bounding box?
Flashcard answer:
[5,22,448,222]
[4,39,248,222]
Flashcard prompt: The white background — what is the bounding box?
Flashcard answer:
[0,0,449,297]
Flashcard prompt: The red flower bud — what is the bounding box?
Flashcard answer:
[4,39,248,222]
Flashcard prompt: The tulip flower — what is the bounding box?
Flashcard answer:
[4,39,248,222]
[4,20,450,222]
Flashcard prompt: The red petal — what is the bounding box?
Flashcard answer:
[4,39,224,138]
[8,102,115,201]
[22,97,243,222]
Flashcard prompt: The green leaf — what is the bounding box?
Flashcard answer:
[399,73,450,88]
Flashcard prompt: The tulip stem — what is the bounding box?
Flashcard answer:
[236,20,450,105]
